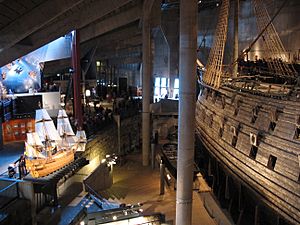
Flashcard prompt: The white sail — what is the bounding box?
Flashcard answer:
[36,121,62,142]
[58,136,78,148]
[57,109,75,136]
[76,130,87,142]
[75,130,87,152]
[35,109,51,122]
[76,142,86,152]
[27,132,43,146]
[25,142,46,158]
[35,109,61,142]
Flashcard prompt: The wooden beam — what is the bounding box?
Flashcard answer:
[80,3,142,43]
[81,25,141,56]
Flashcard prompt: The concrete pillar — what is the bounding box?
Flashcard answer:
[142,4,152,166]
[176,0,197,224]
[72,30,83,129]
[233,0,239,77]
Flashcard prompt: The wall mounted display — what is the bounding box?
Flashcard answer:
[0,33,72,93]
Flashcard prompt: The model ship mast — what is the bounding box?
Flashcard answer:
[57,109,77,149]
[25,132,45,158]
[35,109,61,157]
[75,130,87,152]
[24,109,82,178]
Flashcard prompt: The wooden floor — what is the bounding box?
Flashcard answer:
[101,153,219,225]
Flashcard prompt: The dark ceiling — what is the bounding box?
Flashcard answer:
[0,0,222,76]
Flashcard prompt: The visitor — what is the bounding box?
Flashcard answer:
[14,155,27,179]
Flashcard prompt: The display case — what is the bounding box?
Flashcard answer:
[2,118,35,142]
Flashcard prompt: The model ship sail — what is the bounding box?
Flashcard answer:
[25,132,46,158]
[27,132,43,147]
[75,130,87,152]
[25,109,75,178]
[57,109,78,149]
[35,109,61,143]
[25,141,46,158]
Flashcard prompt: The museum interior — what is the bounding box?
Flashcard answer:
[0,0,299,225]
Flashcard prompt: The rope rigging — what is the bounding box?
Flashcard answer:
[202,0,297,90]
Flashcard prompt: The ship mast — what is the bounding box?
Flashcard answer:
[42,117,53,158]
[35,109,61,157]
[251,0,297,78]
[203,0,230,88]
[233,0,239,77]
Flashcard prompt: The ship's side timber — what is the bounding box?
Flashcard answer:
[195,84,300,225]
[26,151,74,178]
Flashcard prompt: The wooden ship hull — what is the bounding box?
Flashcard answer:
[195,83,300,224]
[26,150,74,178]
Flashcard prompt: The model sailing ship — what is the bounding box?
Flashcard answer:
[25,109,87,178]
[195,0,299,224]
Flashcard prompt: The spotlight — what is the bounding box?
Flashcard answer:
[167,174,171,180]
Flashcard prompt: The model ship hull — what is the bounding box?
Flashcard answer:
[26,150,74,178]
[195,83,300,224]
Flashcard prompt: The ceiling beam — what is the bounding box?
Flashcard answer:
[84,23,141,45]
[80,3,142,43]
[0,0,86,52]
[81,23,141,55]
[82,34,142,59]
[0,0,132,66]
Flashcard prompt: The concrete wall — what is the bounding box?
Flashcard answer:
[83,115,141,162]
[57,115,141,199]
[153,28,170,79]
[83,163,113,192]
